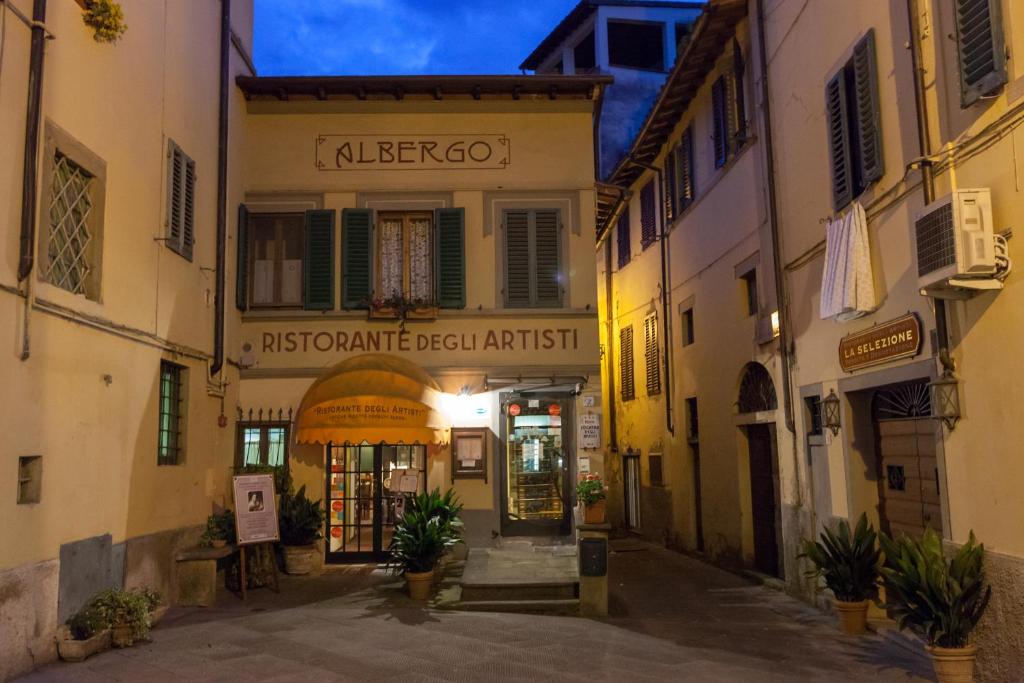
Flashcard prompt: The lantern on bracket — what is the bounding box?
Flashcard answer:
[821,389,842,436]
[929,371,961,430]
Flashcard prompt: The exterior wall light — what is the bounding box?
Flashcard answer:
[821,389,842,436]
[929,371,961,430]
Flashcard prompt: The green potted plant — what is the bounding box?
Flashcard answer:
[201,509,236,548]
[279,485,325,575]
[879,528,991,683]
[388,489,461,600]
[57,603,111,661]
[405,488,464,582]
[799,513,880,635]
[80,0,128,43]
[89,588,151,648]
[134,587,167,626]
[576,474,607,524]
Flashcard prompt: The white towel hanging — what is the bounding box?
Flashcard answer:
[820,202,876,321]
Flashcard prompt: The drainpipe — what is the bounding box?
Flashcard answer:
[603,236,619,450]
[210,0,230,377]
[626,155,674,436]
[905,0,954,374]
[17,0,48,361]
[754,0,795,436]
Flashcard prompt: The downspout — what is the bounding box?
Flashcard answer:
[210,0,230,377]
[17,0,48,361]
[603,236,619,450]
[754,0,795,435]
[905,0,953,372]
[626,155,674,436]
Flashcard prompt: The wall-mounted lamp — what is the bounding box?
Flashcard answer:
[821,389,842,436]
[929,371,961,430]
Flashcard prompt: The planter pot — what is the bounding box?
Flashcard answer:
[584,499,607,524]
[928,644,977,683]
[56,626,111,662]
[405,570,434,601]
[211,539,227,548]
[283,544,316,575]
[832,599,869,635]
[111,624,134,648]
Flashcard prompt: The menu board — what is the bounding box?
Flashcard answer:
[232,474,280,545]
[452,428,488,481]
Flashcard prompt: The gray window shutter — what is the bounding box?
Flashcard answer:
[304,209,334,311]
[664,148,677,222]
[620,325,635,401]
[434,207,465,309]
[341,208,373,309]
[825,71,854,210]
[617,208,631,269]
[182,158,195,260]
[504,209,531,307]
[679,127,695,209]
[640,180,656,248]
[853,30,883,186]
[711,76,728,168]
[533,209,561,307]
[167,144,183,251]
[235,203,249,311]
[955,0,1007,107]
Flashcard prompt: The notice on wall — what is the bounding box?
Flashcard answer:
[579,413,600,449]
[316,134,510,171]
[232,475,280,546]
[578,456,591,474]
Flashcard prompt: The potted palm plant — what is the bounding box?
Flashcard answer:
[279,485,325,575]
[879,528,991,683]
[799,513,880,635]
[388,488,462,600]
[576,474,607,524]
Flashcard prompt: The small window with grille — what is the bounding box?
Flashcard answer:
[158,361,186,465]
[166,140,196,260]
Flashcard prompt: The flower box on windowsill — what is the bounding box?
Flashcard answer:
[368,306,439,321]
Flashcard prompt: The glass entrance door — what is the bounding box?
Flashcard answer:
[326,443,426,563]
[501,396,573,536]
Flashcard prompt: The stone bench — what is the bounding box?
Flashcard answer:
[175,545,236,607]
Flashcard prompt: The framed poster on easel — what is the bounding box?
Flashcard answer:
[231,474,281,598]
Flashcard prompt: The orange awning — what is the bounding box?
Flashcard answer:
[294,354,449,446]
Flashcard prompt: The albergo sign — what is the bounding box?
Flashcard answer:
[317,134,510,171]
[839,313,923,372]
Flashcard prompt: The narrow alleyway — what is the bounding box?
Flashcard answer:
[22,541,933,682]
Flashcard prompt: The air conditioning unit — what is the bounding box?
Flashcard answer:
[915,189,1000,297]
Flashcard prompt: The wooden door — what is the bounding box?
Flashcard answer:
[748,424,780,576]
[876,418,942,538]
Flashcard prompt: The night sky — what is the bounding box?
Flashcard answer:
[253,0,585,76]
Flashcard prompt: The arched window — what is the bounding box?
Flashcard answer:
[738,362,777,413]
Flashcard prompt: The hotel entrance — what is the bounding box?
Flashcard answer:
[325,443,427,563]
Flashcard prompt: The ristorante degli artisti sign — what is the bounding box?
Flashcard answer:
[839,313,923,372]
[316,134,510,171]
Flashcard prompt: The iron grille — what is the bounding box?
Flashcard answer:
[887,465,906,492]
[45,153,94,295]
[738,363,777,413]
[915,202,957,277]
[158,362,184,465]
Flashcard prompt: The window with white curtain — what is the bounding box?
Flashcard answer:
[376,212,434,303]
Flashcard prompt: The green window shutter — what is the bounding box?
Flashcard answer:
[664,148,677,223]
[304,209,334,311]
[644,313,660,396]
[852,30,883,186]
[182,158,195,260]
[504,209,531,307]
[235,203,249,311]
[620,325,635,401]
[711,76,728,168]
[342,208,373,309]
[533,209,561,307]
[955,0,1007,107]
[825,71,854,210]
[616,209,631,269]
[434,207,465,309]
[640,180,656,248]
[678,127,695,209]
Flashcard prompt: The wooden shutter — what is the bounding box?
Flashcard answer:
[167,144,183,252]
[534,209,561,307]
[711,76,728,168]
[304,209,334,310]
[825,71,854,210]
[640,180,656,248]
[731,40,747,146]
[341,208,373,309]
[678,127,695,209]
[616,208,631,269]
[434,207,465,309]
[955,0,1007,107]
[620,325,635,401]
[664,148,677,223]
[182,158,195,260]
[235,203,249,311]
[644,313,661,396]
[504,209,531,307]
[852,30,883,187]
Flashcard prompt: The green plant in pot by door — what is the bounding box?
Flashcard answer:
[799,513,880,635]
[388,488,462,601]
[201,509,235,548]
[879,528,991,683]
[279,485,325,575]
[88,589,151,648]
[577,474,607,524]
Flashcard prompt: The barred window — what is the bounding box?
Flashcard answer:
[644,313,661,396]
[44,153,96,296]
[620,325,635,401]
[158,361,186,465]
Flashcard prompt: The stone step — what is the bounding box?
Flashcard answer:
[450,598,580,615]
[460,580,578,602]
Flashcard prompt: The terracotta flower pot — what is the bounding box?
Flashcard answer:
[928,644,977,683]
[283,544,316,575]
[56,626,111,662]
[211,539,227,548]
[833,599,869,635]
[584,499,606,524]
[405,570,434,601]
[111,623,134,648]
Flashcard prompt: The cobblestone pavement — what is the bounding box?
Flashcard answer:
[21,541,934,682]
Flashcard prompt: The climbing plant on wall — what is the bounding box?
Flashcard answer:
[80,0,127,44]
